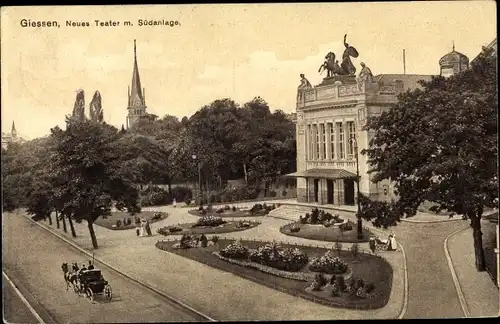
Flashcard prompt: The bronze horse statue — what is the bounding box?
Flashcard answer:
[318,52,342,77]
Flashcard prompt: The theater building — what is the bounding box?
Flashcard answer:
[288,46,473,206]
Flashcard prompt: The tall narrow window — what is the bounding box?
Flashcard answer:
[321,124,327,159]
[328,123,335,159]
[347,121,356,160]
[314,124,320,160]
[337,122,345,160]
[307,125,313,159]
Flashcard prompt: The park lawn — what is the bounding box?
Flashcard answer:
[188,209,265,218]
[156,239,393,309]
[280,221,373,243]
[157,221,260,236]
[94,211,167,230]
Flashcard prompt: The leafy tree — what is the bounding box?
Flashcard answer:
[50,119,140,249]
[361,47,497,271]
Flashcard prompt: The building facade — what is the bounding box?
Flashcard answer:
[288,45,472,206]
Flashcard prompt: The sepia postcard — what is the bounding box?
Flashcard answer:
[1,2,498,322]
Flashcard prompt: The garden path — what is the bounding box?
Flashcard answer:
[26,205,405,321]
[390,221,469,319]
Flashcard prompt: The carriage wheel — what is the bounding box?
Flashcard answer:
[85,288,94,302]
[104,285,112,301]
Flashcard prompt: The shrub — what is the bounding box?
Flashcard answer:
[350,243,360,259]
[236,221,251,228]
[314,273,328,287]
[335,275,346,292]
[211,235,219,245]
[355,278,365,290]
[249,242,309,272]
[116,219,122,227]
[220,243,250,259]
[310,208,320,224]
[282,190,287,196]
[290,223,301,233]
[268,190,277,197]
[341,222,353,231]
[200,234,208,247]
[194,215,226,227]
[365,282,375,294]
[170,186,193,202]
[168,226,183,233]
[310,280,322,291]
[250,204,263,215]
[206,204,213,212]
[198,206,204,211]
[346,277,356,292]
[140,186,171,207]
[309,252,348,274]
[232,206,237,212]
[152,212,161,221]
[224,205,231,211]
[331,282,341,296]
[185,198,191,206]
[215,208,224,214]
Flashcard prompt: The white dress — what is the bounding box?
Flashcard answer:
[390,236,397,250]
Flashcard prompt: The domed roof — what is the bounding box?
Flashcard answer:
[439,47,469,66]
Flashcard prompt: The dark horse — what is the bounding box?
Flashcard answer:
[61,262,79,291]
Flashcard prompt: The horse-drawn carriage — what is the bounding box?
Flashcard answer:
[62,263,112,302]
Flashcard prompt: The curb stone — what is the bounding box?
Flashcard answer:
[3,271,49,324]
[444,226,471,317]
[24,215,216,322]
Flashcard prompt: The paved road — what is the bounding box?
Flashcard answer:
[2,214,205,323]
[3,273,41,324]
[391,221,469,319]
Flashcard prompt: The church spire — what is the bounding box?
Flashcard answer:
[11,121,17,137]
[129,39,145,108]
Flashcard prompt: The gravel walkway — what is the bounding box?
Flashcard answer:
[26,205,405,321]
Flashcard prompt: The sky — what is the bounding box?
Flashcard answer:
[1,2,497,140]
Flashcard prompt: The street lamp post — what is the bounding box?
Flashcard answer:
[192,154,203,206]
[349,136,363,240]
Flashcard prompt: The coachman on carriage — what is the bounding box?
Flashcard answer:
[62,262,112,302]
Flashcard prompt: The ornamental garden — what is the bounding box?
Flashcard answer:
[156,237,393,309]
[280,208,374,243]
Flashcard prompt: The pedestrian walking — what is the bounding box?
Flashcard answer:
[369,236,376,254]
[173,198,177,208]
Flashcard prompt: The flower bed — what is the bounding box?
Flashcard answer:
[248,241,309,272]
[157,220,260,236]
[214,251,353,282]
[94,211,167,230]
[192,215,227,227]
[309,252,348,274]
[280,220,372,243]
[155,238,393,309]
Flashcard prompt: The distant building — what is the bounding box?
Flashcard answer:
[2,121,23,149]
[285,46,473,205]
[439,43,470,78]
[126,40,157,129]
